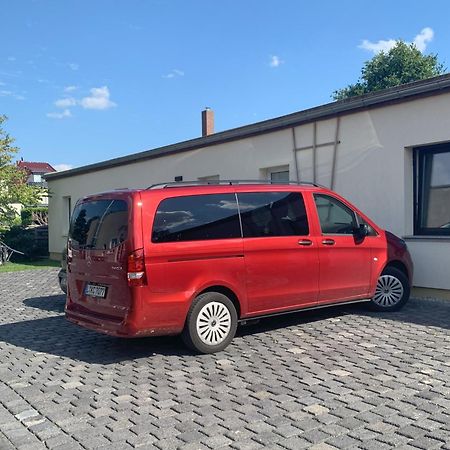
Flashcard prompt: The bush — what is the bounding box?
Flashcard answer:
[1,225,48,261]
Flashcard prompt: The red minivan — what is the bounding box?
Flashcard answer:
[65,181,413,353]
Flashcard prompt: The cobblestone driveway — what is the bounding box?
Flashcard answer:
[0,268,449,450]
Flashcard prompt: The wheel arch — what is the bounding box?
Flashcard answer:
[197,285,242,319]
[384,260,409,281]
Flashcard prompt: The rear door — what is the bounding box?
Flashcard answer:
[311,193,372,303]
[67,195,133,320]
[238,191,319,315]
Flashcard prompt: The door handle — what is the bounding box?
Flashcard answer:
[322,239,335,245]
[298,239,313,246]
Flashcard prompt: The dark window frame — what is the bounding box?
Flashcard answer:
[414,143,450,236]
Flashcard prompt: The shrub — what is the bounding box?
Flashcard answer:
[1,225,48,261]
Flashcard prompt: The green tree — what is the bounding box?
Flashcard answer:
[0,115,43,228]
[333,41,446,100]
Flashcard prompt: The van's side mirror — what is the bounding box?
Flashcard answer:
[354,223,369,238]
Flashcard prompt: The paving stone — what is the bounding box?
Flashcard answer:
[0,269,449,450]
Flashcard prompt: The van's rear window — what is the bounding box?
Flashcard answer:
[69,199,128,250]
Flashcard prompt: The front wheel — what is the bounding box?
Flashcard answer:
[370,267,410,311]
[182,292,238,354]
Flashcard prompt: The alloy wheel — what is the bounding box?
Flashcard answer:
[196,301,231,346]
[373,275,404,307]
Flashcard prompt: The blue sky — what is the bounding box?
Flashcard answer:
[2,0,450,171]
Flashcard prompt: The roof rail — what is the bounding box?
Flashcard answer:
[146,180,325,189]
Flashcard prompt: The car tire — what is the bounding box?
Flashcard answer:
[182,292,238,354]
[369,266,410,312]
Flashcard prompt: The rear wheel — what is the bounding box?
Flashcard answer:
[182,292,238,354]
[370,266,410,311]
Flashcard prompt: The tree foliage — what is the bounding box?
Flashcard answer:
[333,41,446,100]
[0,115,43,228]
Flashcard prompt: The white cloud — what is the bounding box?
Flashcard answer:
[53,163,73,171]
[359,27,435,54]
[359,38,397,53]
[0,89,25,100]
[413,27,434,52]
[68,63,79,71]
[269,55,284,68]
[46,109,72,119]
[55,97,77,108]
[163,69,185,79]
[7,56,16,62]
[47,85,117,118]
[80,86,116,110]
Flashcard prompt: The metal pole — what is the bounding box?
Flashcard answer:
[330,116,341,190]
[313,122,317,184]
[291,128,300,181]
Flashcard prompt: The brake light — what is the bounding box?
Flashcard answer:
[127,248,146,286]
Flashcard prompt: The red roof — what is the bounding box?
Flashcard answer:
[17,161,56,173]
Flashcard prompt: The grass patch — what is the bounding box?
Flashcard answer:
[0,259,60,273]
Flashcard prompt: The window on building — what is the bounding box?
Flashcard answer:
[152,194,241,242]
[269,166,290,183]
[262,165,290,183]
[33,174,42,183]
[415,144,450,235]
[198,175,220,182]
[238,192,309,237]
[314,194,357,235]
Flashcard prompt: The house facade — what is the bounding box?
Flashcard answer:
[17,160,56,205]
[45,75,450,289]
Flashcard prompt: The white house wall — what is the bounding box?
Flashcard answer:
[48,92,450,289]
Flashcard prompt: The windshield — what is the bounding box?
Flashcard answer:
[69,199,128,250]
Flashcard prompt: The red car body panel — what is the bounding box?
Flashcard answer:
[65,184,414,338]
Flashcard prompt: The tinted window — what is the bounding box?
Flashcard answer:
[356,214,378,236]
[238,192,309,237]
[314,194,356,234]
[69,199,128,250]
[152,194,241,243]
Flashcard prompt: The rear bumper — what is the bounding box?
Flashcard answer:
[65,307,181,338]
[65,308,135,337]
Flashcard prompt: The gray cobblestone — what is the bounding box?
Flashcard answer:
[0,268,449,449]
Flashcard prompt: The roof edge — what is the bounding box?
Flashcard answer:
[45,73,450,181]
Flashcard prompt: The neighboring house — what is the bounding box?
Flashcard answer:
[17,160,56,205]
[45,74,450,290]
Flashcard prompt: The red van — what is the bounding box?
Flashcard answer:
[65,181,413,353]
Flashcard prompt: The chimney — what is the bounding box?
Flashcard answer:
[201,107,214,137]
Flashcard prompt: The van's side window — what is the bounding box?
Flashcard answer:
[314,194,357,235]
[152,194,241,242]
[238,192,309,237]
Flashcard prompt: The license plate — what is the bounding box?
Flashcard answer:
[85,284,107,298]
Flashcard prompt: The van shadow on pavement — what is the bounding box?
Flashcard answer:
[0,294,446,364]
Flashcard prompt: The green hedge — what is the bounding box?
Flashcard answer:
[1,225,48,261]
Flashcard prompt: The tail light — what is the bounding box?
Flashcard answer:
[127,248,146,286]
